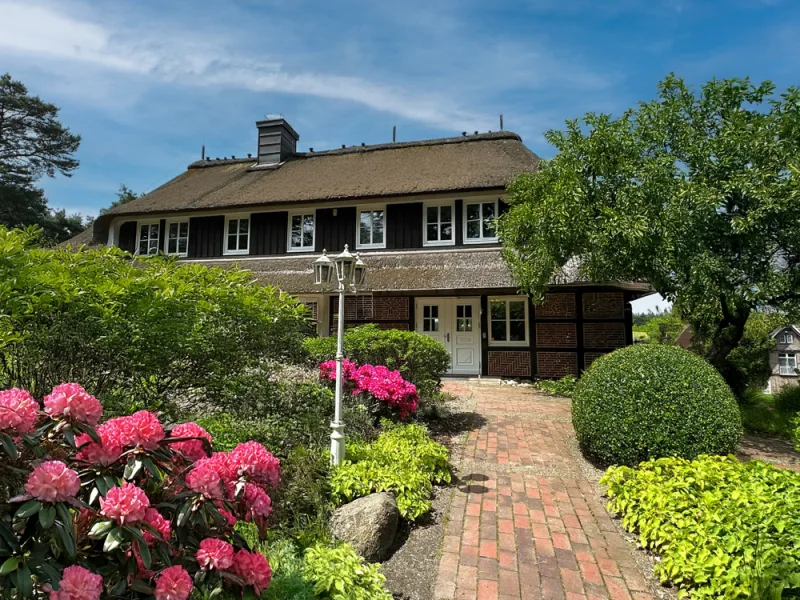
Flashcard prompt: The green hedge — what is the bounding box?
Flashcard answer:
[602,455,800,598]
[573,344,741,466]
[303,324,450,398]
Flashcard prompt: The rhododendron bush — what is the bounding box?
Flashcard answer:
[0,383,279,599]
[319,359,419,419]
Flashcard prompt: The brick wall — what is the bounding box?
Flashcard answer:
[488,351,532,377]
[584,352,607,368]
[331,295,374,321]
[534,293,576,319]
[536,323,577,348]
[582,292,625,319]
[584,323,626,349]
[374,297,409,321]
[536,352,578,378]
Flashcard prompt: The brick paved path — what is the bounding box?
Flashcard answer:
[433,381,654,600]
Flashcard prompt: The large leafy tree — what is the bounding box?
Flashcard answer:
[500,75,800,389]
[99,183,140,215]
[0,73,85,242]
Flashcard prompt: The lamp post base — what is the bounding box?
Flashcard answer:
[330,421,345,466]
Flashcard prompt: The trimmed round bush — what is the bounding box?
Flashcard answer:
[573,345,741,466]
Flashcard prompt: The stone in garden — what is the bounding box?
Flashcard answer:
[331,492,399,562]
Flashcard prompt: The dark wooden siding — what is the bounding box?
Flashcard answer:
[386,202,422,250]
[454,199,464,246]
[315,207,356,253]
[251,211,288,255]
[187,215,224,258]
[118,221,137,254]
[158,219,166,253]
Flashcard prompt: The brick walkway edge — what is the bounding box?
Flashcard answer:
[433,381,654,600]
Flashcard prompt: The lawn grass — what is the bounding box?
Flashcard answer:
[739,389,795,438]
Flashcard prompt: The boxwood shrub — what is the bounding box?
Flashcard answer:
[573,344,741,466]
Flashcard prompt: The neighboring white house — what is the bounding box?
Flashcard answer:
[767,325,800,394]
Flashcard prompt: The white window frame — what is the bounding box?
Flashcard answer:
[780,331,794,345]
[135,220,161,256]
[164,219,190,257]
[223,214,251,256]
[463,199,499,244]
[779,353,798,376]
[287,210,316,252]
[356,205,386,250]
[423,201,456,247]
[488,295,529,347]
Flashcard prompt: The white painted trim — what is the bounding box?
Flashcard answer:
[778,353,798,376]
[355,204,387,250]
[462,198,499,244]
[422,199,456,247]
[287,210,316,253]
[223,214,251,256]
[487,295,530,347]
[163,217,191,257]
[134,219,161,256]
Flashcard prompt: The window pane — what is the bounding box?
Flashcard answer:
[491,320,507,342]
[303,229,313,247]
[427,206,438,224]
[228,235,237,251]
[178,239,187,254]
[441,223,452,241]
[457,305,464,318]
[228,219,237,235]
[464,305,472,318]
[490,301,506,320]
[179,222,188,237]
[482,202,495,220]
[239,234,248,249]
[466,204,480,221]
[168,239,177,253]
[441,205,452,223]
[372,211,384,243]
[304,215,314,232]
[424,306,430,318]
[431,306,438,319]
[148,240,158,254]
[423,320,431,332]
[292,215,301,231]
[239,219,249,234]
[169,223,178,239]
[140,226,148,240]
[138,240,148,253]
[291,231,301,247]
[509,321,526,342]
[509,301,526,320]
[427,223,438,241]
[360,212,371,244]
[467,220,480,239]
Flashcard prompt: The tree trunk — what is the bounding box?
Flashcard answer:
[704,302,750,395]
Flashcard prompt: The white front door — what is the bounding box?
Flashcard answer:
[416,298,481,375]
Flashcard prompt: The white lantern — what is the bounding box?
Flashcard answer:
[313,250,334,290]
[352,254,367,291]
[334,244,356,285]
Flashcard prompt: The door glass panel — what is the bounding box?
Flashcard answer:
[456,304,473,332]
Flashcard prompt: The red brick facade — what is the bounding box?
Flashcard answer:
[534,293,576,319]
[535,323,577,348]
[373,296,409,321]
[488,351,532,377]
[582,292,625,319]
[584,351,607,368]
[583,322,626,349]
[537,352,578,377]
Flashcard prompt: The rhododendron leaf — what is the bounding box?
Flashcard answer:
[155,543,171,566]
[38,505,56,529]
[176,501,191,527]
[103,475,119,491]
[0,557,20,576]
[35,562,61,587]
[137,539,152,569]
[209,585,224,598]
[55,503,72,530]
[140,456,162,482]
[15,564,32,598]
[130,579,153,594]
[74,422,102,444]
[94,476,108,496]
[55,522,75,558]
[88,486,99,506]
[62,426,75,449]
[243,588,258,600]
[15,499,41,519]
[0,433,18,459]
[103,527,123,552]
[123,457,143,480]
[88,520,114,538]
[110,576,127,596]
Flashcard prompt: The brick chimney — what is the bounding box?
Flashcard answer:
[255,115,299,166]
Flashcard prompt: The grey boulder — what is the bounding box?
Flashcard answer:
[331,492,399,562]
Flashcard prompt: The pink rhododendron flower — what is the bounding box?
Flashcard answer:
[43,383,102,426]
[196,537,234,570]
[232,549,272,594]
[100,482,150,524]
[154,565,193,600]
[106,410,165,450]
[0,387,38,434]
[226,481,272,522]
[217,505,237,527]
[142,507,171,545]
[228,441,280,487]
[24,461,81,503]
[47,565,103,600]
[75,421,123,466]
[170,422,212,461]
[186,454,233,499]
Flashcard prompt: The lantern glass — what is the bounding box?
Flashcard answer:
[353,254,367,290]
[313,251,334,289]
[335,245,355,285]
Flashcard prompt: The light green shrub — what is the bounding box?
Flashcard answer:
[331,422,450,520]
[775,385,800,414]
[303,543,392,600]
[531,375,577,397]
[303,324,450,399]
[573,345,741,466]
[602,455,800,598]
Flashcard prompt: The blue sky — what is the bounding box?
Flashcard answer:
[1,0,797,311]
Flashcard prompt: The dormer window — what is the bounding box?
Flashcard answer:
[780,331,794,345]
[137,222,160,255]
[165,220,189,256]
[779,353,797,376]
[224,215,250,255]
[464,200,498,242]
[424,202,455,246]
[288,211,315,252]
[357,207,385,249]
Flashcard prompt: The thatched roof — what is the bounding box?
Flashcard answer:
[188,248,651,294]
[88,132,538,240]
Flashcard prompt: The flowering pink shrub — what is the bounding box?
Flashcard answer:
[0,382,278,599]
[320,358,420,418]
